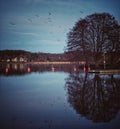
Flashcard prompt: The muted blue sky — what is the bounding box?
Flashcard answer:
[0,0,120,53]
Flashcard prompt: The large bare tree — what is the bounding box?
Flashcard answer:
[66,13,120,67]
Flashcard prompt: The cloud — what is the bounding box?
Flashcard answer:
[23,0,52,4]
[22,0,78,6]
[20,32,40,36]
[9,31,40,37]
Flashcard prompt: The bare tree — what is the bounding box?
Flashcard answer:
[66,13,120,67]
[67,19,89,63]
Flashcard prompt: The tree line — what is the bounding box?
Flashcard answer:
[0,50,66,62]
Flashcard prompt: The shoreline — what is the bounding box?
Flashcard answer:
[89,70,120,74]
[0,61,85,65]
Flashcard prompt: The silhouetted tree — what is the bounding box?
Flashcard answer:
[66,13,120,67]
[105,24,120,64]
[67,19,89,63]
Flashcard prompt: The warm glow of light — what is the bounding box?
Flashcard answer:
[51,66,55,72]
[83,67,86,72]
[5,67,9,73]
[88,67,90,71]
[27,67,31,72]
[74,67,77,72]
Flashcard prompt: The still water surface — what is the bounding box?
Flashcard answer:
[0,64,120,129]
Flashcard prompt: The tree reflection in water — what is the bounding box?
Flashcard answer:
[65,72,120,122]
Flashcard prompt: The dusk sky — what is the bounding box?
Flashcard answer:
[0,0,120,53]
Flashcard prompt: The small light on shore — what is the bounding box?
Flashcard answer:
[88,66,90,71]
[74,66,77,72]
[27,67,31,72]
[51,66,55,72]
[83,67,86,72]
[5,67,9,73]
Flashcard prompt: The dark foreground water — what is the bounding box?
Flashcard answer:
[0,64,120,129]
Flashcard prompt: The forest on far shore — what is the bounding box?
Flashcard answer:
[0,50,67,62]
[0,50,120,69]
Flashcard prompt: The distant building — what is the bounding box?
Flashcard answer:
[12,57,18,62]
[7,59,10,62]
[11,56,27,62]
[20,57,27,62]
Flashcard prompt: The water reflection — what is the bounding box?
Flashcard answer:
[65,72,120,122]
[0,63,79,76]
[0,64,120,129]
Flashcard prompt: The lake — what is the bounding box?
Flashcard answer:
[0,64,120,129]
